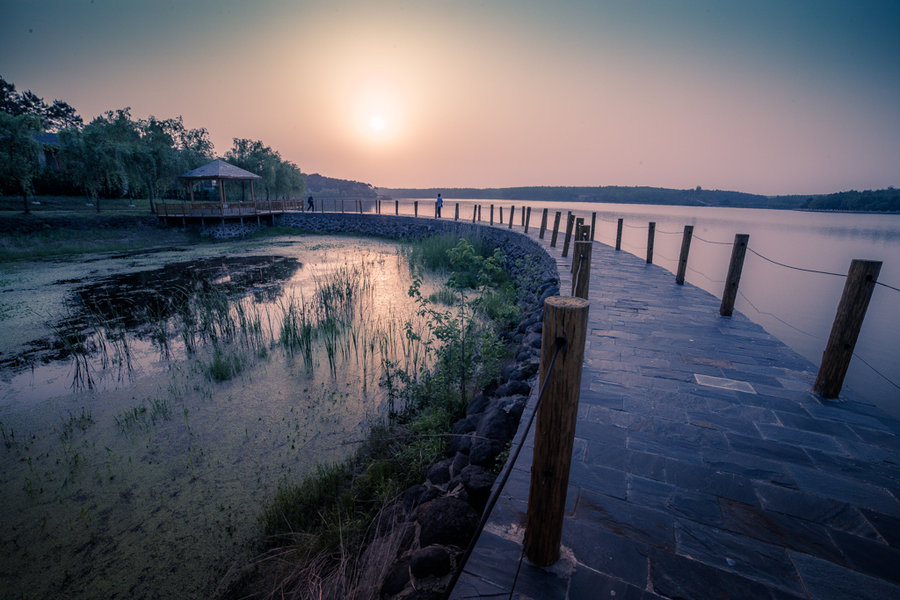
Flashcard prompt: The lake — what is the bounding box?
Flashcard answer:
[395,198,900,421]
[0,235,438,598]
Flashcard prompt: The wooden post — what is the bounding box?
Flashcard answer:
[492,204,496,226]
[561,212,575,257]
[525,206,532,233]
[646,222,656,264]
[590,212,597,241]
[521,205,526,227]
[509,205,515,229]
[615,218,623,251]
[524,296,589,567]
[550,211,562,247]
[472,205,477,223]
[571,241,593,299]
[455,203,459,221]
[575,217,584,244]
[675,225,694,285]
[720,234,750,317]
[813,260,882,398]
[478,205,482,221]
[414,201,418,217]
[539,208,549,239]
[395,199,399,215]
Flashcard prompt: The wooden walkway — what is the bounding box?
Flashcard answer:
[451,226,900,599]
[157,199,305,222]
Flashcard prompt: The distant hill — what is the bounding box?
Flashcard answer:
[377,185,900,212]
[306,173,377,198]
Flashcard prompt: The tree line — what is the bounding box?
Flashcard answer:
[1,76,306,214]
[379,184,899,212]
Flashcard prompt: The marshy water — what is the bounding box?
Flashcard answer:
[0,235,438,599]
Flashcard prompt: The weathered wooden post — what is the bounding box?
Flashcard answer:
[395,199,399,215]
[615,218,623,251]
[571,240,593,299]
[491,204,496,226]
[575,217,584,244]
[521,205,526,227]
[550,211,562,247]
[454,203,459,221]
[472,205,477,223]
[524,296,589,567]
[539,208,549,239]
[478,205,482,221]
[525,206,532,233]
[509,205,515,229]
[720,234,750,317]
[814,260,882,398]
[675,225,694,285]
[561,212,575,258]
[646,222,656,264]
[414,201,418,217]
[590,212,597,241]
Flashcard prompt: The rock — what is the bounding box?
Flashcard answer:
[468,438,503,467]
[426,459,453,486]
[460,465,495,511]
[451,415,477,435]
[410,545,452,578]
[402,484,441,511]
[523,331,542,348]
[495,379,530,398]
[380,556,411,597]
[448,432,471,456]
[450,451,469,477]
[466,394,490,416]
[415,496,478,548]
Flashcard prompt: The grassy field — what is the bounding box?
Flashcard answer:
[0,196,198,261]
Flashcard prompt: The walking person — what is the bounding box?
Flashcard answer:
[307,196,314,211]
[435,193,443,218]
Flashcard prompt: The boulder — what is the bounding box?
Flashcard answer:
[410,545,452,578]
[415,496,478,548]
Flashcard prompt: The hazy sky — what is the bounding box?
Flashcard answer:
[2,0,898,195]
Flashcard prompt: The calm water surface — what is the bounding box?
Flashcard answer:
[398,198,900,420]
[0,235,435,598]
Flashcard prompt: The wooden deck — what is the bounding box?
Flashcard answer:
[158,199,306,222]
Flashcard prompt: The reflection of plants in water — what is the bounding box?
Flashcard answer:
[1,420,17,449]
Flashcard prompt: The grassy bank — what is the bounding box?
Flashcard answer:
[0,198,199,261]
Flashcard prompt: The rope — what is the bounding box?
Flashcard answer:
[746,247,846,278]
[693,235,732,246]
[444,337,566,600]
[852,352,900,392]
[737,290,823,340]
[686,265,724,284]
[876,281,900,293]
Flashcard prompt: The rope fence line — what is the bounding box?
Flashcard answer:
[746,247,846,279]
[876,281,900,293]
[693,234,733,246]
[737,290,824,340]
[852,352,900,393]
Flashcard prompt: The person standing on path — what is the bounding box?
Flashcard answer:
[436,193,443,218]
[307,196,314,211]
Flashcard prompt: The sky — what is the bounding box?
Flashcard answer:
[2,0,899,196]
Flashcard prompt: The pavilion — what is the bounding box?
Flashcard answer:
[178,159,261,208]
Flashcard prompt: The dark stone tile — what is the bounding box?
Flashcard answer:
[847,424,900,450]
[789,551,900,600]
[568,568,663,600]
[649,548,799,600]
[687,409,765,437]
[773,410,862,440]
[504,557,568,600]
[753,482,885,538]
[575,488,674,550]
[703,450,796,487]
[561,520,649,588]
[674,519,804,595]
[829,529,900,585]
[726,432,814,466]
[785,464,900,514]
[668,488,725,528]
[456,529,520,592]
[584,439,628,470]
[574,419,627,446]
[627,474,674,510]
[804,447,900,491]
[861,508,900,546]
[757,423,848,455]
[569,460,627,500]
[718,499,845,564]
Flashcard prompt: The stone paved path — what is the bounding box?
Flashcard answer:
[451,230,900,600]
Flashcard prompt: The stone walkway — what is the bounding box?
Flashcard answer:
[451,229,900,599]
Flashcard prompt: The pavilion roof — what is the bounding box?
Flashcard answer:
[178,159,261,180]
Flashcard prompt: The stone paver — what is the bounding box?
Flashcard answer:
[452,227,900,599]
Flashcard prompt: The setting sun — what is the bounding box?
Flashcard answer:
[369,114,386,133]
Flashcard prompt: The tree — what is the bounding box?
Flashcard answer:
[0,75,82,130]
[0,111,43,213]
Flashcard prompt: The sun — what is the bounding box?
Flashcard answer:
[369,114,387,133]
